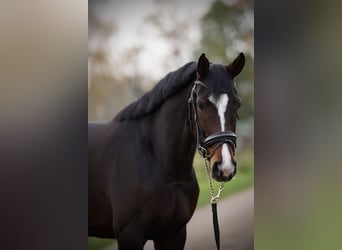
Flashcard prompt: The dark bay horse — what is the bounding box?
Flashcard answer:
[88,53,245,249]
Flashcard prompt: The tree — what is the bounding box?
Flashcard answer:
[88,1,139,121]
[144,1,195,71]
[196,0,254,121]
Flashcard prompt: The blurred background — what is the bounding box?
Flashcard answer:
[89,0,254,249]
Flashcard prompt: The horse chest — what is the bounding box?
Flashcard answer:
[144,180,199,235]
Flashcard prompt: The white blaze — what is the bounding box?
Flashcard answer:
[209,94,235,176]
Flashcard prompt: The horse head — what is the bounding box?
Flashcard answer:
[189,53,245,182]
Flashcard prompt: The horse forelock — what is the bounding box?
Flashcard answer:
[203,64,235,97]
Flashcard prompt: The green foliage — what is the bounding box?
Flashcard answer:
[199,1,243,63]
[195,0,254,121]
[88,237,114,250]
[196,0,252,62]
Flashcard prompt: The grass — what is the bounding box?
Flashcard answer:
[88,149,254,250]
[88,238,114,250]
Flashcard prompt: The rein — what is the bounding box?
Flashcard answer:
[188,80,237,250]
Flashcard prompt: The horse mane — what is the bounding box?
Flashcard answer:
[115,62,197,121]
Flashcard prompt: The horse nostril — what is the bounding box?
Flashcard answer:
[212,161,221,178]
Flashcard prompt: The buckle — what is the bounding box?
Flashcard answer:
[198,146,208,159]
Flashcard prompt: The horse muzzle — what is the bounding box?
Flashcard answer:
[199,131,237,182]
[211,159,237,182]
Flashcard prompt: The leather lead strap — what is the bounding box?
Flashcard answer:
[212,203,220,250]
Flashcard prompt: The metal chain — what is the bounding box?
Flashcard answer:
[204,159,225,204]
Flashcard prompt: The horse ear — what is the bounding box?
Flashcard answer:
[197,53,210,79]
[226,52,245,78]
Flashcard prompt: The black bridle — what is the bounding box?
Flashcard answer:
[188,80,237,160]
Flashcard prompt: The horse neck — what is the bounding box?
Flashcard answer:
[153,83,197,179]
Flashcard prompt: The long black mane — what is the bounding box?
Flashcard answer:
[115,62,197,121]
